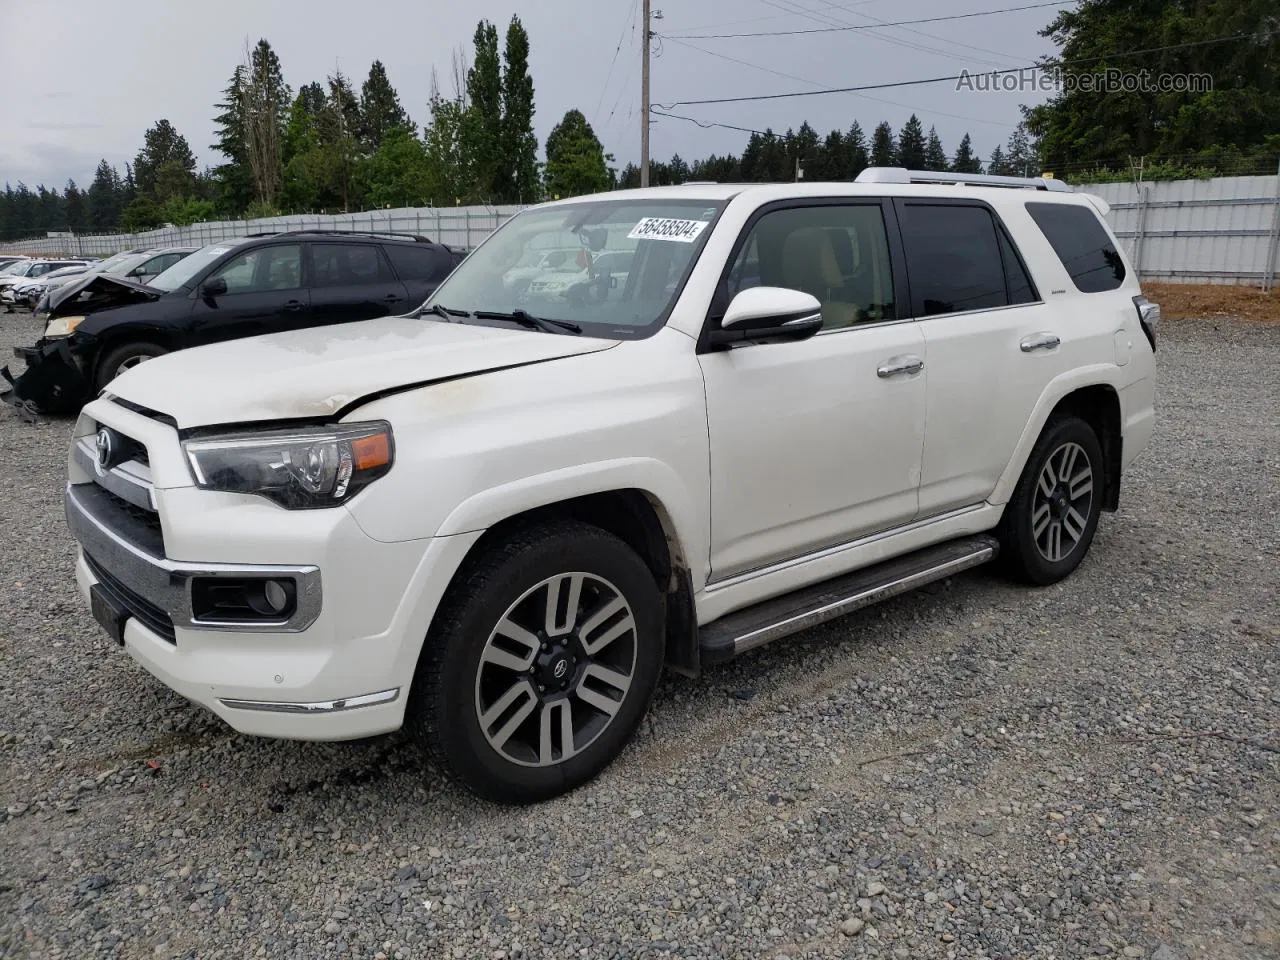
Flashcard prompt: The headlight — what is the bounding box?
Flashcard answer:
[43,314,86,338]
[182,421,394,509]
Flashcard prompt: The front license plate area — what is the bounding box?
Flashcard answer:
[90,583,129,646]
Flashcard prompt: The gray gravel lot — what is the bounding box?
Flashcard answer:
[1,316,1277,960]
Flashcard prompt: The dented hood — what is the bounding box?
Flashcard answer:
[106,314,619,428]
[47,272,161,315]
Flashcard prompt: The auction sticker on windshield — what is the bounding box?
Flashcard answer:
[627,217,710,243]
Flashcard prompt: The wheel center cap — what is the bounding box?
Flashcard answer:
[535,641,576,689]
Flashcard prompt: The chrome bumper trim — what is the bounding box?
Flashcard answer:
[65,482,323,633]
[219,688,400,714]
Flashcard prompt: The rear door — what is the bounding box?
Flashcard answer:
[187,242,311,346]
[308,242,409,325]
[381,242,456,307]
[893,198,1072,517]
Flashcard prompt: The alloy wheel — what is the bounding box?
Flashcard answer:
[1030,441,1094,563]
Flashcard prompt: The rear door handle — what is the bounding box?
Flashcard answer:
[877,354,924,378]
[1020,332,1061,352]
[382,294,404,303]
[283,299,305,312]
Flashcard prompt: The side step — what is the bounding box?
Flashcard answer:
[698,534,1000,664]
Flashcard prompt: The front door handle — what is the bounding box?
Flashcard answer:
[877,354,925,378]
[1020,332,1061,352]
[382,294,404,303]
[283,299,305,312]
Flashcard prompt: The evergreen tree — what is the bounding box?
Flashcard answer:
[500,15,539,203]
[544,109,609,198]
[423,69,470,205]
[64,180,87,232]
[845,121,869,178]
[897,114,926,169]
[924,125,949,171]
[210,66,254,214]
[789,122,821,180]
[318,70,362,211]
[87,160,123,232]
[360,60,410,149]
[871,121,897,167]
[988,144,1008,175]
[1005,123,1034,176]
[463,19,503,201]
[951,132,983,173]
[132,119,197,201]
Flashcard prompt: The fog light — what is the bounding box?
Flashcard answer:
[263,580,289,613]
[191,576,298,622]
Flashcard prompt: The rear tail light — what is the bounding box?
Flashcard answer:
[1133,294,1160,351]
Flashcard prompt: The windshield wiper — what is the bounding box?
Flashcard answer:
[473,309,582,335]
[422,303,471,322]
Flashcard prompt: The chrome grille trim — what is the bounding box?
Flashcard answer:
[73,435,156,512]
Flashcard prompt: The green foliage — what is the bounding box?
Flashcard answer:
[871,122,897,167]
[360,60,410,149]
[952,133,983,174]
[1022,0,1280,170]
[501,15,539,203]
[463,20,503,201]
[120,195,165,231]
[211,66,255,215]
[362,127,434,207]
[897,115,926,169]
[162,196,218,226]
[133,119,196,202]
[544,109,609,198]
[924,126,949,172]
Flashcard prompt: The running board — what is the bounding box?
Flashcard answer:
[698,534,1000,664]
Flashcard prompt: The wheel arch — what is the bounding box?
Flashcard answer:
[990,367,1125,512]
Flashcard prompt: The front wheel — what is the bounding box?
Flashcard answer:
[96,342,169,391]
[997,415,1105,585]
[411,521,664,804]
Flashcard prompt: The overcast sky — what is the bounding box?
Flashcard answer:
[0,0,1069,192]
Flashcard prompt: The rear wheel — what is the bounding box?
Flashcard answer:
[997,415,1104,585]
[411,521,664,804]
[96,342,168,391]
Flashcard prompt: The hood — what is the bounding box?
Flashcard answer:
[47,272,160,315]
[106,314,619,428]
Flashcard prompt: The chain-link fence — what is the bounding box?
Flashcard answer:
[0,205,526,257]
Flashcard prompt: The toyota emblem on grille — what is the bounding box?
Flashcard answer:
[95,427,118,472]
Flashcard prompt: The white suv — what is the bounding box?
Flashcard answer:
[63,169,1158,803]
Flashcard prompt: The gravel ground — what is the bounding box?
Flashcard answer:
[1,316,1276,960]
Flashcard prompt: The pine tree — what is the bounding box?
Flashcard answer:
[211,66,255,214]
[988,144,1008,175]
[359,60,410,150]
[923,125,948,171]
[951,132,983,173]
[845,121,869,178]
[870,121,897,167]
[500,15,539,203]
[318,70,362,211]
[64,180,87,232]
[132,119,197,201]
[897,114,926,169]
[463,19,503,201]
[87,160,123,232]
[1005,123,1034,177]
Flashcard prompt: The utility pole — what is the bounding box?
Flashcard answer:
[641,0,651,187]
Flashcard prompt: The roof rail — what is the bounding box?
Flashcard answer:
[855,167,1072,193]
[244,228,436,243]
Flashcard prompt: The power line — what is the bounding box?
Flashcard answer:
[593,0,641,127]
[659,30,1276,108]
[671,0,893,34]
[668,1,1072,39]
[810,0,1029,64]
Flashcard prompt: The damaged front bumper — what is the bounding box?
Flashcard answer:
[1,337,93,416]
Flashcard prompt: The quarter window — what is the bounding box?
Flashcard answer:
[897,203,1011,317]
[997,224,1038,304]
[383,243,453,283]
[723,203,896,329]
[1025,201,1126,292]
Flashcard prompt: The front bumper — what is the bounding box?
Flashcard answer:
[1,337,92,415]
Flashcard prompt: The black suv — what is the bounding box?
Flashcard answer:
[3,230,466,414]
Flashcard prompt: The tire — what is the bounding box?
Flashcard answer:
[96,342,168,391]
[410,520,664,804]
[997,415,1105,586]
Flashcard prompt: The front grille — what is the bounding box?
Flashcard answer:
[85,552,176,644]
[74,482,165,558]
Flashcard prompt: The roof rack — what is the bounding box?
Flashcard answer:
[243,229,437,243]
[855,167,1072,192]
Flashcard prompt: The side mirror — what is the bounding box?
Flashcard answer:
[708,286,824,347]
[200,276,228,298]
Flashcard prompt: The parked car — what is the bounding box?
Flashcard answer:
[10,263,93,310]
[0,258,90,308]
[0,255,31,270]
[3,231,465,412]
[28,246,198,319]
[54,169,1157,804]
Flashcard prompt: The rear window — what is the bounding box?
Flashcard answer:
[1025,201,1125,292]
[897,202,1009,316]
[383,243,453,283]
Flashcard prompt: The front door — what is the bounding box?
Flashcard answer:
[699,200,927,582]
[188,242,310,346]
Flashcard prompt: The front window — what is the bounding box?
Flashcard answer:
[428,197,726,336]
[148,238,250,293]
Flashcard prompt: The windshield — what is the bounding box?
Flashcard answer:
[427,198,725,336]
[90,251,139,274]
[102,252,152,276]
[0,261,33,276]
[148,238,248,292]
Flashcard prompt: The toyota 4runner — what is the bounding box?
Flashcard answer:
[62,169,1158,803]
